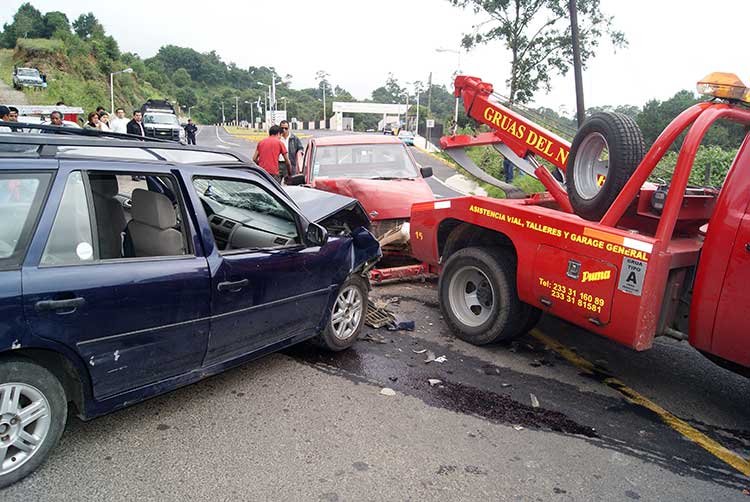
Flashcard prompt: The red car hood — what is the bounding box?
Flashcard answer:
[313,177,434,220]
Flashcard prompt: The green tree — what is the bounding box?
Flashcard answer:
[175,87,198,110]
[0,2,45,47]
[72,13,104,40]
[42,11,70,38]
[172,68,192,88]
[371,73,404,103]
[449,0,626,105]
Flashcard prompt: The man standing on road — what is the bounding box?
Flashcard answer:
[110,108,128,134]
[253,125,290,182]
[279,120,303,178]
[126,110,145,136]
[184,119,198,145]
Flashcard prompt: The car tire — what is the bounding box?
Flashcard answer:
[312,275,368,351]
[566,112,645,221]
[0,358,67,489]
[439,247,526,345]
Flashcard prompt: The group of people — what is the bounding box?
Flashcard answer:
[83,106,149,136]
[252,120,304,183]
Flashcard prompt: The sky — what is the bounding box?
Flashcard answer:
[2,0,748,116]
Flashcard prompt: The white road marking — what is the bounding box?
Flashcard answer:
[214,126,240,147]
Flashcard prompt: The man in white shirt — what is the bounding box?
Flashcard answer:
[109,107,128,134]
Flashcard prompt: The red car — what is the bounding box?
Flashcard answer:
[293,135,435,255]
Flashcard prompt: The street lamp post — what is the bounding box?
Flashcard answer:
[234,96,239,125]
[436,48,462,124]
[109,68,133,114]
[244,100,253,128]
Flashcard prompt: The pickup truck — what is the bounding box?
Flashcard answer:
[12,67,46,90]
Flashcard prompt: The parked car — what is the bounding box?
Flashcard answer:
[398,130,415,146]
[12,67,46,90]
[0,130,380,487]
[290,135,434,254]
[143,111,185,143]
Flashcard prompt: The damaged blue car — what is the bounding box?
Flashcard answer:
[0,128,380,487]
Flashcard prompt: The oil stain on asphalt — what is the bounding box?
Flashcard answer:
[283,304,750,491]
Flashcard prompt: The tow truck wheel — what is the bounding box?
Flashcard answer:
[439,247,525,345]
[566,112,645,221]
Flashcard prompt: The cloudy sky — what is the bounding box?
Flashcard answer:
[2,0,747,114]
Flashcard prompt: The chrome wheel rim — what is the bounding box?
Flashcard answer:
[574,132,609,200]
[0,383,51,476]
[331,285,363,340]
[448,266,495,327]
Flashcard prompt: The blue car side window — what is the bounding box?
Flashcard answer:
[41,171,94,266]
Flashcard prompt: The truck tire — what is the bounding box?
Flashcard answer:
[312,275,368,351]
[439,247,525,345]
[566,112,645,221]
[0,358,67,488]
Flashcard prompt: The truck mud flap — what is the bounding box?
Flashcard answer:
[444,148,526,199]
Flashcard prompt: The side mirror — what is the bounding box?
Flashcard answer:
[304,222,328,247]
[420,166,433,178]
[287,174,306,186]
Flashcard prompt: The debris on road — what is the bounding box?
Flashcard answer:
[366,300,396,328]
[366,300,414,331]
[380,388,396,396]
[412,349,427,354]
[424,351,447,364]
[387,318,415,331]
[513,425,524,431]
[428,379,442,387]
[362,332,388,344]
[530,394,540,408]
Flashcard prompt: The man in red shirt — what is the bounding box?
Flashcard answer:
[253,125,291,182]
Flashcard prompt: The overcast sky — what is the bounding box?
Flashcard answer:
[2,0,747,115]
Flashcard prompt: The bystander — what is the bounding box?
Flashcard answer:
[252,125,290,182]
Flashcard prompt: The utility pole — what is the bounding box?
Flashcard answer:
[569,0,585,127]
[234,96,239,125]
[221,102,225,124]
[415,87,420,135]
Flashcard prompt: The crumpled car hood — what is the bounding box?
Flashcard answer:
[312,178,434,220]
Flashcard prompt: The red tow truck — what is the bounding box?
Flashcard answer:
[410,72,750,374]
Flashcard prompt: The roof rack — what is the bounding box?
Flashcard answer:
[0,120,175,142]
[0,123,251,165]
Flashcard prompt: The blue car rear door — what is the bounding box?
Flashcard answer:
[22,162,211,400]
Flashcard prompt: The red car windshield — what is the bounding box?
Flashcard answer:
[313,143,418,180]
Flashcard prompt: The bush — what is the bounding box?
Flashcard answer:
[15,37,63,54]
[652,145,739,187]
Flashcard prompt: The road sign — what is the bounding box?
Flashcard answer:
[426,119,435,128]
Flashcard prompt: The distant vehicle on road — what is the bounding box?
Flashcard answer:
[12,67,46,90]
[398,130,415,146]
[0,130,379,487]
[143,111,185,143]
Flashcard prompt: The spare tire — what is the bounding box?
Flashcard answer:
[566,112,645,221]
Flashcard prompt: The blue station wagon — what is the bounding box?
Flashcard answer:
[0,129,380,487]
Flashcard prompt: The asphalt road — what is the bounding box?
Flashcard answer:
[5,126,747,501]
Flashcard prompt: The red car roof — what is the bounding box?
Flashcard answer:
[312,134,402,146]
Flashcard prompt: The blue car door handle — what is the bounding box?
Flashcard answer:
[35,297,86,313]
[217,279,249,293]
